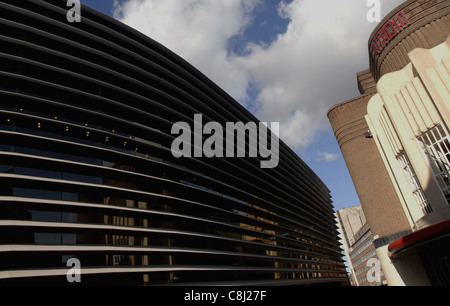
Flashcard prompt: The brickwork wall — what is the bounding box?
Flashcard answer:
[328,96,411,238]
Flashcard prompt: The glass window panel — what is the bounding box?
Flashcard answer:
[16,126,62,139]
[15,166,62,179]
[0,105,16,111]
[62,255,76,265]
[63,135,100,146]
[16,146,62,159]
[0,124,16,132]
[62,153,101,165]
[0,165,12,173]
[30,210,62,222]
[62,212,77,223]
[13,187,62,200]
[62,172,102,184]
[0,144,13,152]
[35,233,62,245]
[62,234,77,245]
[62,192,79,201]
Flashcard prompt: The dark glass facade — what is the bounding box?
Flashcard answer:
[0,0,347,285]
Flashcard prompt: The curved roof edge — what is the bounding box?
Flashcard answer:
[327,93,376,119]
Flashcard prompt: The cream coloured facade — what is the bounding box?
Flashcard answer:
[364,35,450,285]
[366,34,450,229]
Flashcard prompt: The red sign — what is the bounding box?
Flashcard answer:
[372,11,410,54]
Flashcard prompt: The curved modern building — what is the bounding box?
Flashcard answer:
[0,0,347,285]
[328,0,449,286]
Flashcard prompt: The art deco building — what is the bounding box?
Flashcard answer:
[328,0,450,286]
[0,0,347,285]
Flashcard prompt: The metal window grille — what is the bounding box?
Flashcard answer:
[397,152,433,215]
[417,124,450,205]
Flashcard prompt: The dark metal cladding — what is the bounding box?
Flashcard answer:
[0,0,347,285]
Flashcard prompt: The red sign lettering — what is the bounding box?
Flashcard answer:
[372,11,410,54]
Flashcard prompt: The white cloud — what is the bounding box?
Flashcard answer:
[315,151,339,162]
[113,0,258,103]
[113,0,406,152]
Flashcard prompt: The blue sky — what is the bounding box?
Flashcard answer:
[79,0,406,211]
